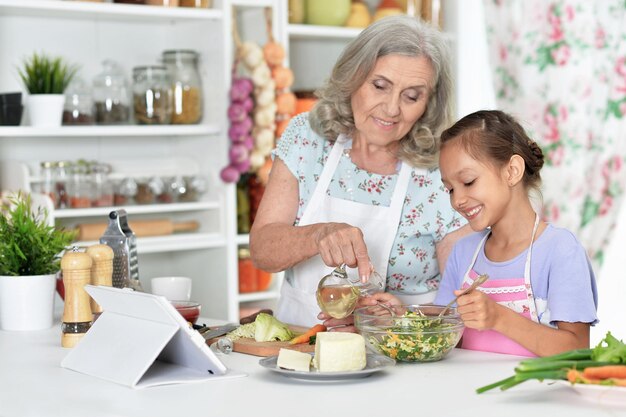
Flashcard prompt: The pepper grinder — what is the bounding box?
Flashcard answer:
[86,244,114,319]
[61,248,93,348]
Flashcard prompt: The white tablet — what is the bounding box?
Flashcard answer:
[61,285,243,388]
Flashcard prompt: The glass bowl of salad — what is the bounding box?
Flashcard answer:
[354,304,464,362]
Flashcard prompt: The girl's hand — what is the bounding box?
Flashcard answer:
[358,292,402,308]
[314,222,372,282]
[454,289,502,330]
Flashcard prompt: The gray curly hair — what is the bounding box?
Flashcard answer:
[309,15,454,169]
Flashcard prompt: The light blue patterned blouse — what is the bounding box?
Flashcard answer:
[272,113,466,295]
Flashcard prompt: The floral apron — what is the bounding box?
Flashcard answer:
[460,214,540,357]
[276,134,411,327]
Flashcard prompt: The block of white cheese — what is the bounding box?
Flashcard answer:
[276,348,312,372]
[313,332,366,372]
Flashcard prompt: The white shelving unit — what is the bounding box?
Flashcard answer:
[0,0,292,322]
[0,0,240,320]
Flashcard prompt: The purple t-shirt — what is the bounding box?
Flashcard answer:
[434,224,598,326]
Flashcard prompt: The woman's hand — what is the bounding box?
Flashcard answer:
[314,222,372,281]
[454,289,503,330]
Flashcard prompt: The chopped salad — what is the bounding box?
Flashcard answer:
[371,311,461,362]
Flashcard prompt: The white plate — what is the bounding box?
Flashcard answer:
[555,380,626,406]
[259,353,395,381]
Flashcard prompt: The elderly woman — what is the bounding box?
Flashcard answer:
[250,16,469,327]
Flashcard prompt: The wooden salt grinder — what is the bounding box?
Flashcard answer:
[86,244,114,316]
[61,250,93,348]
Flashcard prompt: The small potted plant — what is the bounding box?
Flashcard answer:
[0,193,75,331]
[18,52,78,127]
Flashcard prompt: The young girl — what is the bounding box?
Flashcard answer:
[365,110,598,357]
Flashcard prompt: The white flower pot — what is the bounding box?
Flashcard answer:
[27,94,65,127]
[0,274,56,331]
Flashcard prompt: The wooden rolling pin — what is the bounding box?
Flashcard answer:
[75,219,200,241]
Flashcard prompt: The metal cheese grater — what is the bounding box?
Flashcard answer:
[117,212,143,291]
[99,210,142,291]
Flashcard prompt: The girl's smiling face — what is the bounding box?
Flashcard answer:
[350,54,434,148]
[439,139,512,231]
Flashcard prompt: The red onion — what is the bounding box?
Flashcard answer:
[232,159,252,174]
[236,78,254,95]
[228,117,253,142]
[229,143,249,164]
[231,132,252,144]
[227,103,247,122]
[240,96,254,113]
[230,77,254,101]
[220,165,240,183]
[241,135,254,151]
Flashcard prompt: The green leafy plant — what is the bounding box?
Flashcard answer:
[0,193,75,276]
[17,52,78,94]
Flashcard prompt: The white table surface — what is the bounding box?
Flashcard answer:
[1,317,625,417]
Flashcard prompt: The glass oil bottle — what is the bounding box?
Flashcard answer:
[316,264,385,319]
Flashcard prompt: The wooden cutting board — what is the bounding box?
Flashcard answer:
[207,325,316,357]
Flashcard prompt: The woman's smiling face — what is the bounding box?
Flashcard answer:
[350,54,434,148]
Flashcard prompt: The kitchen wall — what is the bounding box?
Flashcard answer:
[449,0,626,343]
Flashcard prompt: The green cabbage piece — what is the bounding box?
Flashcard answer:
[254,313,294,342]
[226,322,256,340]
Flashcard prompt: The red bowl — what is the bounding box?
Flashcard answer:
[171,301,201,324]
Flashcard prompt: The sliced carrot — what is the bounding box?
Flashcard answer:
[289,324,327,345]
[566,369,604,385]
[567,369,584,383]
[583,365,626,380]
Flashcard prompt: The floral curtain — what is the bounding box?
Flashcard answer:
[482,0,626,270]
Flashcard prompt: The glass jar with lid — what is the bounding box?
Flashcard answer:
[40,161,56,206]
[91,163,114,207]
[93,60,131,125]
[62,78,94,125]
[114,177,137,206]
[54,161,70,209]
[178,175,207,202]
[132,66,172,125]
[68,161,92,209]
[162,50,203,124]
